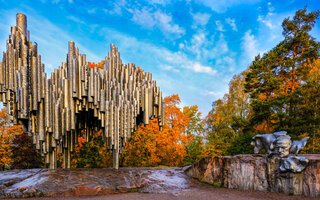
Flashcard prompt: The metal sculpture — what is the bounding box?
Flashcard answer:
[0,13,164,169]
[250,131,287,156]
[280,156,309,173]
[251,131,310,172]
[290,137,309,156]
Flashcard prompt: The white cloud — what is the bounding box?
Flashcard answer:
[215,20,225,32]
[225,18,237,31]
[67,16,86,24]
[107,0,127,15]
[196,0,261,13]
[181,30,235,74]
[257,15,275,29]
[257,2,276,29]
[192,12,211,28]
[131,8,185,37]
[87,8,96,14]
[132,8,156,29]
[106,1,184,37]
[154,10,185,36]
[161,65,180,72]
[206,90,225,97]
[187,31,207,59]
[223,56,236,72]
[148,0,170,5]
[189,62,217,75]
[241,30,260,64]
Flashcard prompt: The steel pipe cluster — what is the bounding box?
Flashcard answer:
[0,13,164,169]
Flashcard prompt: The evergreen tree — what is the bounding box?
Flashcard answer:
[245,8,320,136]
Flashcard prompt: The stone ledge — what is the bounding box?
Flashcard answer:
[185,154,320,198]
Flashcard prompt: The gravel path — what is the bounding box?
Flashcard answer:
[11,185,314,200]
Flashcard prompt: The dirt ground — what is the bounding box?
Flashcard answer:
[11,185,315,200]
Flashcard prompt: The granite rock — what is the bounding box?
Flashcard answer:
[0,168,194,198]
[185,154,320,198]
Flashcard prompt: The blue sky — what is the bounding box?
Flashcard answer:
[0,0,319,116]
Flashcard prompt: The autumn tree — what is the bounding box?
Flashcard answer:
[71,130,113,168]
[0,108,24,170]
[182,105,205,165]
[295,59,320,153]
[122,94,191,167]
[11,132,44,169]
[204,72,251,156]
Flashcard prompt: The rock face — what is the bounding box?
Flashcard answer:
[0,168,194,198]
[185,154,320,198]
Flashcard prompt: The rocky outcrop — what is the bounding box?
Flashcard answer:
[0,168,192,198]
[185,154,320,198]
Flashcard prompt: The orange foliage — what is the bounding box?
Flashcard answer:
[136,67,145,78]
[78,136,86,148]
[0,108,24,169]
[71,129,113,168]
[123,94,191,167]
[88,60,105,69]
[88,62,97,68]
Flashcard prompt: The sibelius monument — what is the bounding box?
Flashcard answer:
[0,13,164,169]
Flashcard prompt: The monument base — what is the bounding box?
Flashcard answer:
[185,154,320,198]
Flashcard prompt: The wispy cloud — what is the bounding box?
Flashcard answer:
[241,30,260,65]
[161,65,180,73]
[215,20,225,31]
[132,8,185,36]
[131,7,156,28]
[225,18,237,31]
[87,8,96,14]
[196,0,261,13]
[257,2,276,29]
[67,15,86,24]
[148,0,170,6]
[106,0,127,15]
[191,12,211,28]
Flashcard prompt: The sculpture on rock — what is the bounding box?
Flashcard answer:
[251,131,309,173]
[250,131,287,156]
[280,156,309,173]
[274,134,292,158]
[290,137,309,155]
[0,13,165,169]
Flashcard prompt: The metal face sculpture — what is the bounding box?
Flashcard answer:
[274,134,292,158]
[0,13,164,169]
[251,131,310,173]
[250,131,287,156]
